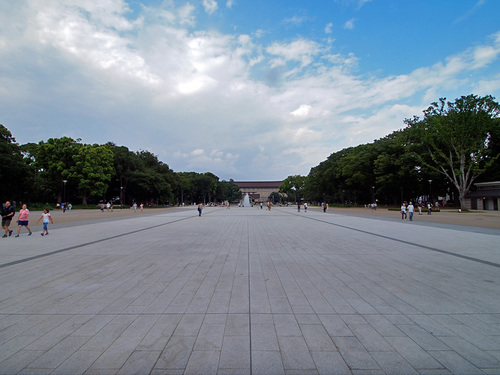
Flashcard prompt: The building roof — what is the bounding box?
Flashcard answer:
[234,181,283,189]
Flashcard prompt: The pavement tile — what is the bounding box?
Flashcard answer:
[278,336,316,370]
[219,335,250,369]
[155,335,197,370]
[385,336,444,369]
[371,351,419,375]
[310,350,350,375]
[428,350,483,374]
[251,350,285,375]
[301,324,337,351]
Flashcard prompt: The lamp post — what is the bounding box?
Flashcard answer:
[63,179,67,205]
[372,186,375,204]
[428,179,433,202]
[120,186,123,209]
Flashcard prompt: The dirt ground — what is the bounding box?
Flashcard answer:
[16,205,500,230]
[317,206,500,229]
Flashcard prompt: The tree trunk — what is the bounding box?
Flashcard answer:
[82,189,88,205]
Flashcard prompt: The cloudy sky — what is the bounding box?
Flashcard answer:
[1,0,499,181]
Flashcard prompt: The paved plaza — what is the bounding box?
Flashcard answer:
[0,206,499,374]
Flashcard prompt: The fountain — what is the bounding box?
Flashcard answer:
[242,193,251,207]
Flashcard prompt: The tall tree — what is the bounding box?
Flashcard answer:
[280,175,306,202]
[406,95,500,209]
[35,137,82,203]
[71,144,115,204]
[0,125,30,201]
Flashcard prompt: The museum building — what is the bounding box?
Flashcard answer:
[233,181,283,203]
[464,181,500,210]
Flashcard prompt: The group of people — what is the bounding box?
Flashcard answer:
[400,201,434,221]
[58,202,72,213]
[2,201,54,238]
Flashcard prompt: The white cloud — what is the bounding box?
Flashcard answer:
[203,0,218,15]
[267,39,321,69]
[290,104,312,117]
[344,18,356,30]
[282,16,307,27]
[325,22,333,34]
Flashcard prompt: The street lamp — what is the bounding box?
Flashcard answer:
[372,186,375,203]
[428,179,433,202]
[63,179,67,204]
[120,186,123,209]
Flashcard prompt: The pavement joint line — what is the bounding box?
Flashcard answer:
[0,215,197,269]
[277,208,500,269]
[246,216,253,373]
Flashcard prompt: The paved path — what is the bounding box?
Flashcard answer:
[0,207,499,374]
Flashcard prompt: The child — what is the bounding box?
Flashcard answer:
[15,204,32,237]
[37,208,54,236]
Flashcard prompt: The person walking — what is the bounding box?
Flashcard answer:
[297,203,301,212]
[2,201,15,237]
[401,202,407,221]
[197,202,204,216]
[408,201,414,221]
[37,208,54,236]
[304,202,308,212]
[15,204,32,237]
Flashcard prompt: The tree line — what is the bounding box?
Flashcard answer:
[2,94,499,209]
[279,95,500,209]
[0,129,241,206]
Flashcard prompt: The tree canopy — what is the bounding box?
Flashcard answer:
[405,94,500,208]
[3,94,499,209]
[2,130,240,206]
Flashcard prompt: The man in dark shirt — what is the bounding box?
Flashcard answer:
[2,201,15,237]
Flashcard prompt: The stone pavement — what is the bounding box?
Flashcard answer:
[0,206,499,375]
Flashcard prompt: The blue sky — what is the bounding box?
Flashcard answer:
[1,0,499,181]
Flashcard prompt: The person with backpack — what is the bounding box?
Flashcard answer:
[2,201,15,238]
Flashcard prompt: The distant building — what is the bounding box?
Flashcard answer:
[465,181,500,210]
[234,181,283,203]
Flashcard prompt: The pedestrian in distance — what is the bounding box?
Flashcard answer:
[304,202,308,212]
[197,202,204,216]
[401,202,407,221]
[2,201,15,237]
[37,208,54,236]
[408,201,414,221]
[297,203,301,212]
[15,204,32,237]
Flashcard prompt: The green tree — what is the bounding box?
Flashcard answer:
[0,125,30,201]
[194,172,219,203]
[280,175,306,202]
[406,94,500,209]
[71,144,114,204]
[35,137,82,203]
[216,179,241,202]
